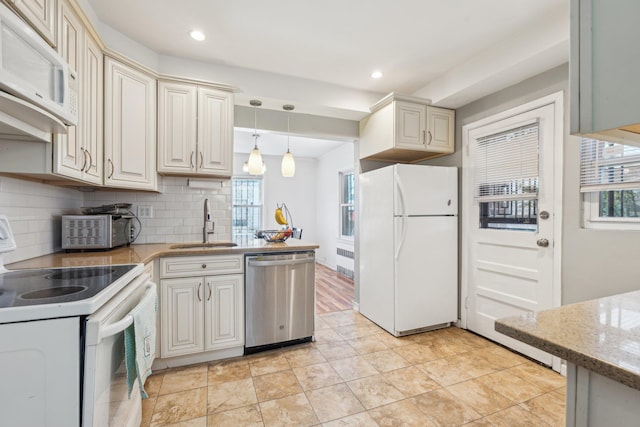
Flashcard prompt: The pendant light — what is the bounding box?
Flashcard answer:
[281,104,295,177]
[247,100,263,175]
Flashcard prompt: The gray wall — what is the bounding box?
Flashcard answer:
[418,63,640,305]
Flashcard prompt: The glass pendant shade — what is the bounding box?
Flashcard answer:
[242,161,249,173]
[282,104,296,177]
[281,149,295,177]
[248,146,263,175]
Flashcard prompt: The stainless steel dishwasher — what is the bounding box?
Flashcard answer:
[245,251,315,354]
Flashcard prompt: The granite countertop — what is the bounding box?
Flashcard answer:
[495,290,640,391]
[7,240,319,269]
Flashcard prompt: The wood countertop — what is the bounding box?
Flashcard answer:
[495,290,640,391]
[7,240,319,269]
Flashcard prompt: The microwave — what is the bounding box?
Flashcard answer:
[0,2,78,126]
[62,215,132,251]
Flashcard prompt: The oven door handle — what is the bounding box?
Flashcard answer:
[99,282,155,340]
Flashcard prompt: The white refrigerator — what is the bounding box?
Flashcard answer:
[359,163,458,336]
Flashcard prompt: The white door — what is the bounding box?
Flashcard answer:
[462,94,562,368]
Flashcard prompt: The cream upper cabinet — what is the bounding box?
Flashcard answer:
[104,56,157,191]
[53,0,83,181]
[425,105,455,154]
[359,93,455,163]
[570,0,640,146]
[81,32,103,184]
[158,80,233,177]
[53,0,103,185]
[7,0,57,46]
[157,81,197,173]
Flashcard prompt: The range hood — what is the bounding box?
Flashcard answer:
[0,91,67,143]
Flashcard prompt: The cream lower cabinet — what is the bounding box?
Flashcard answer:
[159,255,244,359]
[104,56,157,191]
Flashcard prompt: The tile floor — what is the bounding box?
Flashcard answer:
[142,310,565,427]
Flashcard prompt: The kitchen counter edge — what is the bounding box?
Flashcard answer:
[495,289,640,391]
[7,241,320,270]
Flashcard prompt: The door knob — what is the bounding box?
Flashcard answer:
[539,211,550,220]
[536,238,549,247]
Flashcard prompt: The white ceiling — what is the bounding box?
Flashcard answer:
[84,0,569,156]
[85,0,568,101]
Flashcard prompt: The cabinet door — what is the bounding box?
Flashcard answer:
[197,88,233,176]
[10,0,57,46]
[204,274,243,351]
[81,32,103,184]
[395,101,426,149]
[53,0,83,181]
[425,106,455,154]
[157,81,198,174]
[104,57,157,190]
[160,277,204,358]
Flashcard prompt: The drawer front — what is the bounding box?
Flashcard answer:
[160,255,243,278]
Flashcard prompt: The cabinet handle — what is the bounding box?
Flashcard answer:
[107,159,114,179]
[197,283,202,302]
[80,147,88,171]
[207,282,212,301]
[201,264,207,269]
[427,131,433,144]
[86,149,93,172]
[199,151,204,168]
[190,151,195,169]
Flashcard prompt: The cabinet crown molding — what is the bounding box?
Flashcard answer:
[369,92,432,114]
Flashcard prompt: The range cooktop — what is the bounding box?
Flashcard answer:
[0,264,139,308]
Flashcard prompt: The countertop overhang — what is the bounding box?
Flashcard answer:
[7,240,320,270]
[495,290,640,391]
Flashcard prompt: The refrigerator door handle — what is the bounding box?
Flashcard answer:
[395,169,406,216]
[395,216,407,259]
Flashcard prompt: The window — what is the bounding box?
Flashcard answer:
[580,138,640,229]
[339,171,355,239]
[474,121,539,231]
[232,178,262,239]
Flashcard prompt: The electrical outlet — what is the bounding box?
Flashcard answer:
[137,205,153,219]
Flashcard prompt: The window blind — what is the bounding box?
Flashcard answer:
[474,122,539,201]
[580,138,640,193]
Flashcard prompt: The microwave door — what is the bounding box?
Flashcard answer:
[0,2,78,126]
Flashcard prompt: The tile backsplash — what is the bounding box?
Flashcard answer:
[83,176,232,245]
[0,176,232,264]
[0,176,83,264]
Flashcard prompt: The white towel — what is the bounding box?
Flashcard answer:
[124,282,157,398]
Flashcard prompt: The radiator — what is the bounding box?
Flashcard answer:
[336,242,354,279]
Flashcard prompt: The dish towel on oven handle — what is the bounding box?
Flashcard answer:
[124,282,158,399]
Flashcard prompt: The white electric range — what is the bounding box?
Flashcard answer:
[0,215,155,427]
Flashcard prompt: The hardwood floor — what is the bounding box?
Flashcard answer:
[315,263,354,314]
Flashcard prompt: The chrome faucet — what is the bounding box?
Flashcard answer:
[203,198,215,243]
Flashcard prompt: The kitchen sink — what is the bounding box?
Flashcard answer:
[170,242,238,249]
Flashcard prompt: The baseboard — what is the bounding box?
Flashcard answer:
[352,301,360,312]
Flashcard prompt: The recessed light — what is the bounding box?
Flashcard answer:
[190,30,205,41]
[371,70,383,79]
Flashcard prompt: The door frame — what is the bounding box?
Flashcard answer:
[460,91,564,372]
